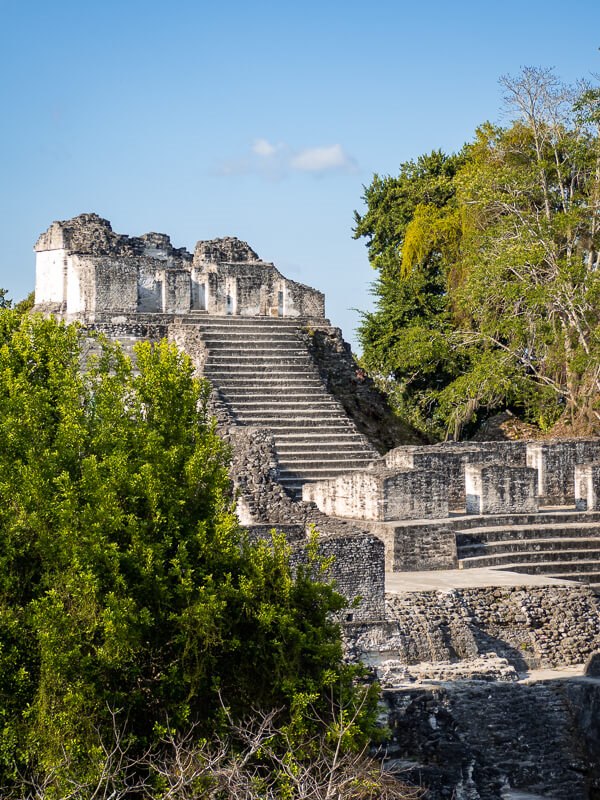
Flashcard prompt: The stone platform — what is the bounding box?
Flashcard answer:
[385,568,575,593]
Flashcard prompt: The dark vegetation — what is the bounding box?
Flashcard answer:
[355,68,600,440]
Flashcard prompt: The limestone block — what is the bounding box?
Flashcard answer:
[465,463,538,515]
[34,215,327,321]
[386,442,527,509]
[161,269,191,314]
[574,463,600,511]
[527,441,600,505]
[303,468,448,521]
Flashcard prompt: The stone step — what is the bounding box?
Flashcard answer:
[211,380,325,391]
[456,522,600,547]
[225,399,343,410]
[231,407,352,419]
[459,547,600,569]
[199,330,303,338]
[278,456,374,470]
[229,407,349,420]
[459,535,600,558]
[274,430,374,442]
[206,344,308,352]
[276,445,374,457]
[545,573,600,585]
[210,373,323,382]
[201,333,304,342]
[496,560,600,575]
[207,360,314,370]
[188,321,304,332]
[183,314,303,322]
[454,509,600,528]
[204,337,307,355]
[221,387,327,397]
[231,417,356,429]
[205,365,317,375]
[278,466,369,481]
[206,347,309,356]
[224,395,335,406]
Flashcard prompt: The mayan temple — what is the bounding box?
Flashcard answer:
[33,213,600,798]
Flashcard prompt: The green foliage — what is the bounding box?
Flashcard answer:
[0,288,11,309]
[356,68,600,439]
[0,312,375,795]
[14,291,35,314]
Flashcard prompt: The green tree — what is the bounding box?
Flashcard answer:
[355,68,600,439]
[0,288,11,309]
[14,290,35,314]
[0,311,377,796]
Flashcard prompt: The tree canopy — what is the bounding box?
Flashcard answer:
[0,310,380,797]
[355,68,600,440]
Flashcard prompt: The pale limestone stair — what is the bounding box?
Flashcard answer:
[188,316,378,495]
[456,511,600,587]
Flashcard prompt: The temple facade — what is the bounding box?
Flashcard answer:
[34,213,325,321]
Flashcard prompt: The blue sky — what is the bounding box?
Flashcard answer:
[1,0,599,350]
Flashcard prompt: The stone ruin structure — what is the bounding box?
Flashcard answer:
[33,214,600,799]
[35,213,325,320]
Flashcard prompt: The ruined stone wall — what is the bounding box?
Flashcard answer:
[385,678,600,800]
[284,277,325,318]
[85,314,173,340]
[527,439,600,505]
[358,520,457,571]
[385,442,528,509]
[35,215,327,321]
[465,464,539,514]
[299,326,423,452]
[303,467,449,521]
[349,585,600,670]
[290,534,386,623]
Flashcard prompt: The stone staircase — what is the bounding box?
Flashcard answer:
[456,510,600,587]
[184,315,378,496]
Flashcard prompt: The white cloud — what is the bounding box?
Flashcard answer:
[216,140,358,179]
[290,144,356,173]
[252,138,280,157]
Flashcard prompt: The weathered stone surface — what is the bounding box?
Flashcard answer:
[385,442,527,509]
[585,651,600,677]
[574,462,600,511]
[291,534,386,622]
[384,678,600,800]
[359,520,458,571]
[527,439,600,505]
[377,653,519,686]
[465,464,539,515]
[194,236,259,264]
[299,326,424,452]
[34,214,325,320]
[347,585,600,671]
[303,466,449,521]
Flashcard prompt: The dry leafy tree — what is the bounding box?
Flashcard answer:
[8,700,421,800]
